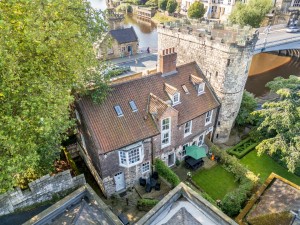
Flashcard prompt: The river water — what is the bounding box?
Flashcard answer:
[89,0,299,97]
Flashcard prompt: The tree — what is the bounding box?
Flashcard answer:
[236,91,257,126]
[252,76,300,172]
[166,0,177,14]
[0,0,108,193]
[158,0,168,10]
[187,2,205,19]
[229,0,273,27]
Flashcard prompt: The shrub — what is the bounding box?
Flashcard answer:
[187,2,205,19]
[166,0,177,14]
[158,0,167,10]
[221,188,247,216]
[155,159,180,187]
[137,198,159,211]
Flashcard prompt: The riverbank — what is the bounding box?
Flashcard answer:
[151,12,177,24]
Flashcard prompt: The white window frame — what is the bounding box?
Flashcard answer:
[198,133,205,146]
[119,146,144,167]
[205,110,213,126]
[141,161,150,173]
[161,118,171,148]
[184,121,192,137]
[198,83,205,95]
[172,92,180,106]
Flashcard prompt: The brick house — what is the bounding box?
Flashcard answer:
[96,26,139,60]
[75,48,220,196]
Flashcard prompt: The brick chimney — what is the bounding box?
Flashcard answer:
[159,47,177,75]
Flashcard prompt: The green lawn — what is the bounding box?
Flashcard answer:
[240,150,300,186]
[192,165,238,200]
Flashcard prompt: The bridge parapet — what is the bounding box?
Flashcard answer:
[159,20,257,47]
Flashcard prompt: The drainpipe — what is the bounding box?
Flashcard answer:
[211,105,221,143]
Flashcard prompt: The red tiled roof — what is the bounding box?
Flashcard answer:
[77,62,220,154]
[149,93,169,119]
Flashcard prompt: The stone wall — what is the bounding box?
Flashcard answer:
[0,170,85,217]
[158,24,257,143]
[100,138,153,196]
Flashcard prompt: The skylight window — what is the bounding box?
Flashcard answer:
[114,105,124,117]
[129,100,138,112]
[182,85,189,94]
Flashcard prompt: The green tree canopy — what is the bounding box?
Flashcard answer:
[0,0,108,193]
[158,0,168,10]
[187,2,205,19]
[166,0,177,14]
[236,90,257,126]
[229,0,273,27]
[252,76,300,172]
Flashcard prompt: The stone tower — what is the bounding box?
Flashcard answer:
[158,22,258,143]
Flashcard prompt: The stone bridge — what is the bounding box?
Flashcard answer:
[254,24,300,54]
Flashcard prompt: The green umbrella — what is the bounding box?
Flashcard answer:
[186,145,207,160]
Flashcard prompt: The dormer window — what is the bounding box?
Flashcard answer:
[198,83,205,95]
[172,92,180,105]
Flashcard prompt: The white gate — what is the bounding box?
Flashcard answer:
[114,172,125,192]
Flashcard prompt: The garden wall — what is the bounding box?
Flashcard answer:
[0,170,85,216]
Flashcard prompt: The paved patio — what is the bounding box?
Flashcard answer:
[135,178,171,200]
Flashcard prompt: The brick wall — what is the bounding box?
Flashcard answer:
[0,170,85,217]
[152,105,218,163]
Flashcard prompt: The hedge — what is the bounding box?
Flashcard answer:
[137,198,159,211]
[155,159,180,187]
[227,137,258,159]
[209,142,259,217]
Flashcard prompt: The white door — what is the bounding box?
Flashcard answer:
[114,172,125,192]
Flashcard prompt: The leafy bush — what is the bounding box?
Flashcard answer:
[187,2,205,19]
[158,0,167,10]
[166,0,177,14]
[155,159,180,187]
[137,198,159,211]
[236,90,257,127]
[227,137,258,159]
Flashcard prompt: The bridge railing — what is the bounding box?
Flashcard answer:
[255,35,300,51]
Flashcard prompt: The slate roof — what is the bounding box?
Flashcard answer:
[77,62,220,154]
[109,27,138,44]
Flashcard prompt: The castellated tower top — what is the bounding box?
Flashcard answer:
[158,21,258,49]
